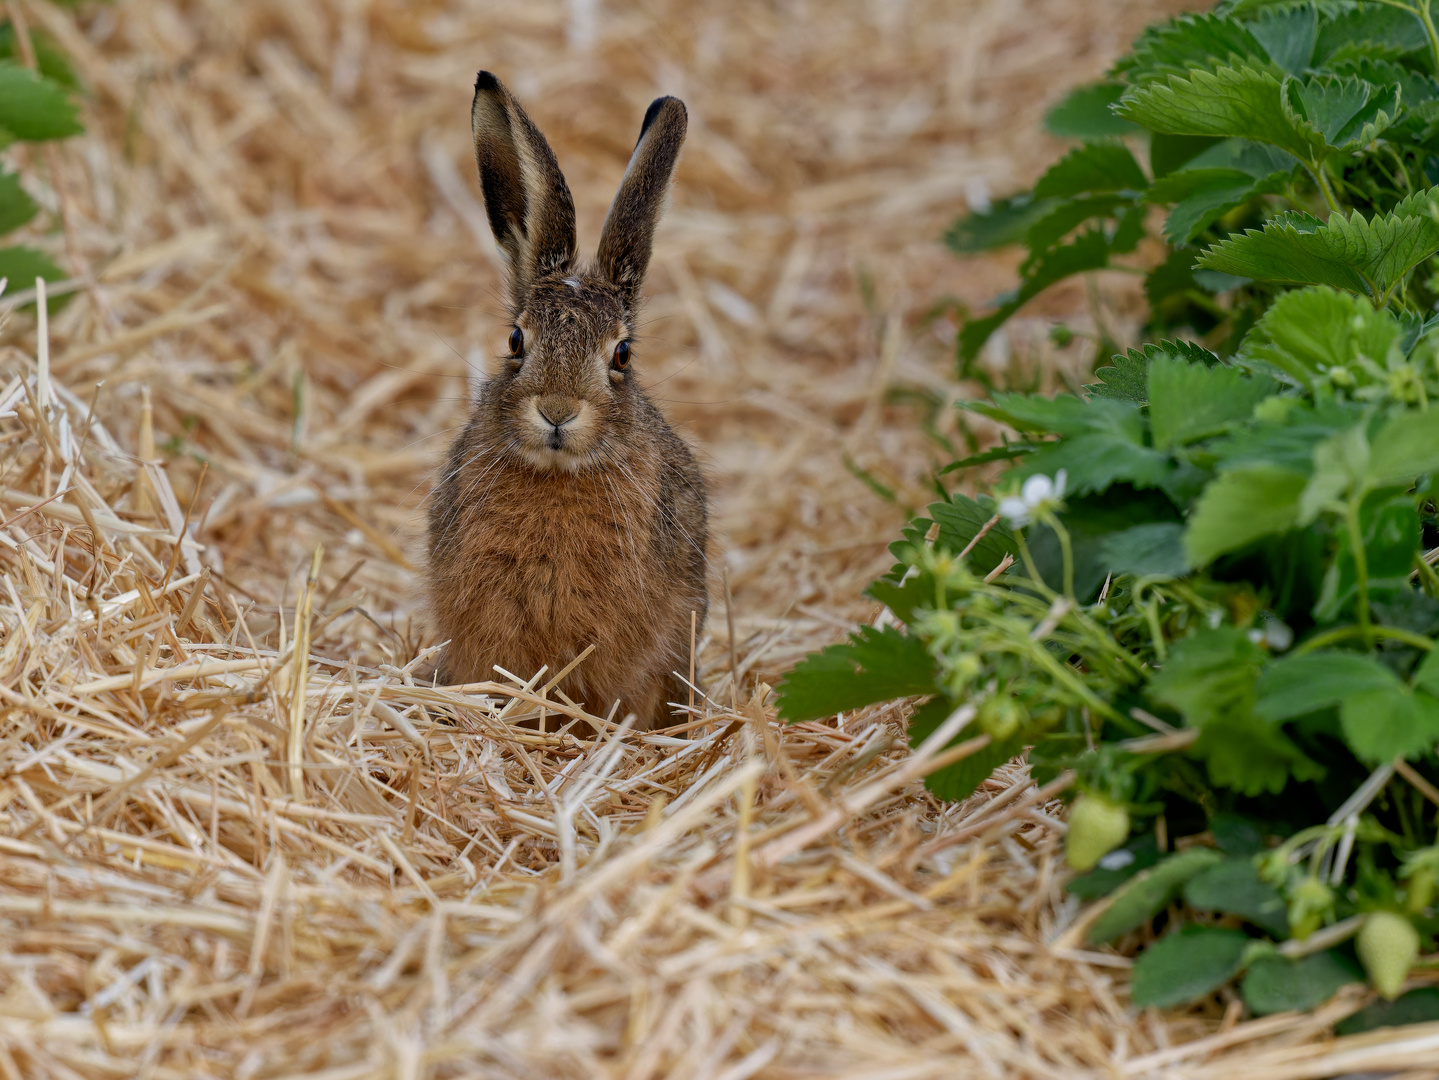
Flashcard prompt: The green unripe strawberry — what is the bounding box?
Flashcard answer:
[1405,868,1435,915]
[1287,876,1334,941]
[1357,911,1420,1001]
[978,694,1024,741]
[1065,794,1130,872]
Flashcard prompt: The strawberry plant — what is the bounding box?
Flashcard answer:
[780,0,1439,1021]
[0,6,86,304]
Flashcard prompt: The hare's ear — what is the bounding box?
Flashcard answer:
[596,96,687,305]
[471,71,577,308]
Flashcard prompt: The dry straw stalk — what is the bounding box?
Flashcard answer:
[1,1,1434,1077]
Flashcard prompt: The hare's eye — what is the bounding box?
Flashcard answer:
[508,327,524,356]
[612,341,630,370]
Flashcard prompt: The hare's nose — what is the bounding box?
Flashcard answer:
[537,399,578,427]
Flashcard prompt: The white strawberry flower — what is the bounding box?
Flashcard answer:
[997,469,1067,528]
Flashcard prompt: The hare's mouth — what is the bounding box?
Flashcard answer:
[520,398,598,473]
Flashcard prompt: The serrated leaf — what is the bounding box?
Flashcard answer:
[1283,74,1400,151]
[1149,626,1265,729]
[1022,194,1134,254]
[0,61,81,141]
[1242,951,1361,1015]
[1087,849,1226,945]
[1150,167,1290,243]
[1184,136,1299,177]
[1086,351,1151,404]
[1117,66,1315,160]
[1368,409,1439,488]
[1211,812,1266,856]
[1197,190,1439,303]
[1329,56,1439,113]
[1245,287,1403,391]
[775,626,936,723]
[1185,465,1308,566]
[0,246,67,314]
[938,442,1037,473]
[1100,521,1188,577]
[944,194,1056,254]
[967,391,1141,439]
[1255,651,1402,723]
[1246,2,1317,75]
[959,229,1110,360]
[1033,144,1148,200]
[1411,648,1439,698]
[1010,433,1173,496]
[1115,13,1274,86]
[0,170,38,233]
[0,25,79,89]
[1193,715,1325,795]
[1184,858,1289,937]
[1339,685,1439,763]
[1044,82,1141,140]
[1314,5,1430,66]
[1335,987,1439,1035]
[1151,133,1226,178]
[927,493,1017,575]
[1148,356,1275,448]
[908,697,1023,802]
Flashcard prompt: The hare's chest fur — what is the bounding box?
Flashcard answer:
[428,457,701,723]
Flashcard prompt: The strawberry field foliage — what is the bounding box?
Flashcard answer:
[778,0,1439,1019]
[0,6,86,305]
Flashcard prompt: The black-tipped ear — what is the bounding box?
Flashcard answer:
[471,71,577,309]
[596,96,687,305]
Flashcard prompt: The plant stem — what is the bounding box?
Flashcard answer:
[1369,0,1439,76]
[1013,531,1058,602]
[1311,160,1342,215]
[1420,0,1439,77]
[1045,513,1076,601]
[1347,497,1374,648]
[1292,623,1436,657]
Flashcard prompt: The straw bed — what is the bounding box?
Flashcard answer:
[1,0,1436,1076]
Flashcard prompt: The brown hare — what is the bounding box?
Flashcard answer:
[427,71,709,730]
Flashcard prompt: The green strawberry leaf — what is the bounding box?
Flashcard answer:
[1282,74,1400,152]
[1044,82,1141,140]
[1115,13,1274,86]
[1368,409,1439,488]
[1197,190,1439,304]
[1150,167,1290,244]
[1184,857,1289,937]
[1132,926,1251,1008]
[1244,286,1402,392]
[1339,685,1439,763]
[776,626,937,723]
[1117,66,1315,161]
[0,170,38,233]
[944,194,1056,254]
[1033,144,1148,200]
[959,229,1111,359]
[1242,951,1361,1015]
[1087,848,1225,945]
[1185,465,1308,566]
[1255,651,1402,723]
[0,246,67,313]
[908,696,1023,802]
[1147,354,1275,449]
[1335,988,1439,1035]
[1100,522,1188,577]
[0,60,81,141]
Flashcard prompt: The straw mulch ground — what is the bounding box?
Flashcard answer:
[2,1,1438,1077]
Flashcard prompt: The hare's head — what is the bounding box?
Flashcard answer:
[468,72,686,474]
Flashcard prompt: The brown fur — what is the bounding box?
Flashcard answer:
[427,73,707,728]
